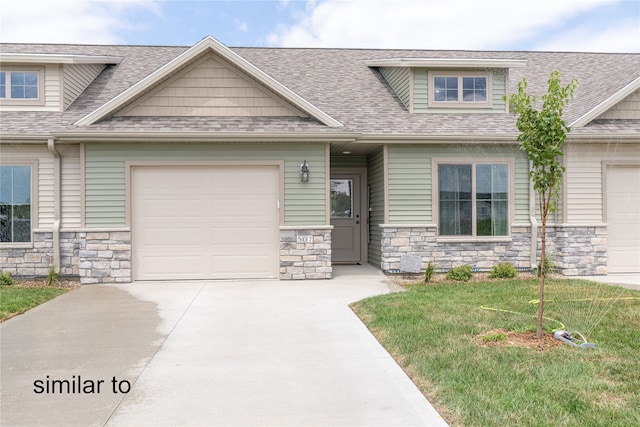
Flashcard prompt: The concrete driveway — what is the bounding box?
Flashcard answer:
[0,265,447,426]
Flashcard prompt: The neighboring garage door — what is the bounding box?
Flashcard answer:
[606,165,640,273]
[132,165,280,280]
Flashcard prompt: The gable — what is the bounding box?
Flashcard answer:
[596,89,640,120]
[115,53,307,118]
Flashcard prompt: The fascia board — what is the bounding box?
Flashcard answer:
[365,58,527,68]
[0,53,122,65]
[50,131,358,143]
[74,36,343,128]
[570,76,640,128]
[358,133,519,143]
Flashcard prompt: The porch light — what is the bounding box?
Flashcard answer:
[300,160,310,182]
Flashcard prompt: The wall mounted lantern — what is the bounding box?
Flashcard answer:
[300,160,310,182]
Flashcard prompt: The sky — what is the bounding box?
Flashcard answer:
[0,0,639,52]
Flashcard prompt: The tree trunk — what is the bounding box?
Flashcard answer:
[537,220,546,339]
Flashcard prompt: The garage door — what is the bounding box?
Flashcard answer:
[132,165,280,280]
[607,165,640,273]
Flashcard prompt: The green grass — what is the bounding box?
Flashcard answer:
[0,286,68,321]
[351,279,640,427]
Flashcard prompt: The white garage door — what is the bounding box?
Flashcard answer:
[132,165,280,280]
[607,165,640,273]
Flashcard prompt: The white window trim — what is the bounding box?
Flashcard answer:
[0,66,45,106]
[0,159,38,247]
[428,71,492,108]
[432,158,514,240]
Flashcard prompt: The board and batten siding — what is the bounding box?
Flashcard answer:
[84,142,327,228]
[387,144,529,224]
[412,69,506,113]
[597,90,640,120]
[0,143,81,229]
[366,147,385,268]
[63,64,105,110]
[379,67,411,109]
[116,54,306,117]
[565,143,640,223]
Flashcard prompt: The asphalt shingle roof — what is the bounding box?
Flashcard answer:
[1,42,638,137]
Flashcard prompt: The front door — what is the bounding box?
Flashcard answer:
[330,174,361,263]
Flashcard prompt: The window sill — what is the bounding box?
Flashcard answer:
[436,236,512,243]
[0,242,34,249]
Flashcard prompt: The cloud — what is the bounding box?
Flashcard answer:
[235,20,248,32]
[267,0,639,52]
[0,0,160,44]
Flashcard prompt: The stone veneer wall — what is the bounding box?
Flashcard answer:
[380,224,607,276]
[548,225,607,276]
[0,231,80,277]
[78,231,132,284]
[279,226,332,279]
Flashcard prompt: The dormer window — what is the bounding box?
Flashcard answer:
[0,68,43,104]
[428,71,492,108]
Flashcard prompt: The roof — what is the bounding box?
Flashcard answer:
[1,39,639,140]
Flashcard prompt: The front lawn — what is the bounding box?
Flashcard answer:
[0,285,70,321]
[351,278,640,427]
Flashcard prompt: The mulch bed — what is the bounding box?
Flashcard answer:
[474,328,563,351]
[11,278,81,289]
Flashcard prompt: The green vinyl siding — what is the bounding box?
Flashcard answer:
[413,69,506,113]
[387,144,529,224]
[379,67,410,109]
[84,141,327,227]
[387,146,431,223]
[367,147,385,268]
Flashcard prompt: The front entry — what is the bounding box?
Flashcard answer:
[331,173,363,263]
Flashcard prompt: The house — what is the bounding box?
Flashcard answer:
[1,36,638,284]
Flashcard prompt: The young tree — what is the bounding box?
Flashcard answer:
[506,70,578,339]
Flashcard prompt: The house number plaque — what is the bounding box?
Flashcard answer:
[296,236,314,244]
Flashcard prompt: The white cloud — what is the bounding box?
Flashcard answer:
[235,20,248,32]
[0,0,160,44]
[534,17,640,53]
[268,0,639,52]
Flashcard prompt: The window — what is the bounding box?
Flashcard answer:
[429,72,491,107]
[330,179,353,218]
[0,69,42,101]
[0,165,32,243]
[437,162,509,237]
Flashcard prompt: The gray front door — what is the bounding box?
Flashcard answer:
[330,174,361,263]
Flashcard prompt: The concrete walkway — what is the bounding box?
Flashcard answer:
[1,265,447,426]
[580,274,640,291]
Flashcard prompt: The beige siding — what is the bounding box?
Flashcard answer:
[59,144,82,228]
[84,142,327,228]
[367,147,385,267]
[387,144,529,224]
[117,54,306,117]
[597,90,640,120]
[0,143,82,230]
[0,64,61,112]
[379,67,410,109]
[413,69,506,113]
[565,143,640,223]
[63,64,105,109]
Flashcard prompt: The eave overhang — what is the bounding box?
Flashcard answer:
[0,53,123,65]
[47,131,358,143]
[365,58,527,69]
